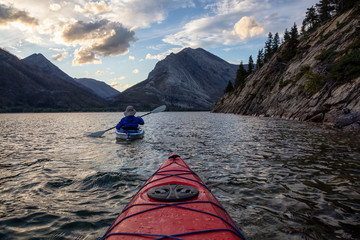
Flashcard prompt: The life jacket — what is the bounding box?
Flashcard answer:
[116,116,144,130]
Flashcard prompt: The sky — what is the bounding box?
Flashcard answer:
[0,0,319,92]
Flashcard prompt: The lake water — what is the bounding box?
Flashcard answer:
[0,112,359,240]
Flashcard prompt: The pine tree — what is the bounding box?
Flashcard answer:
[283,28,290,43]
[256,49,264,70]
[224,80,234,93]
[290,22,299,41]
[248,55,254,74]
[281,23,299,61]
[272,33,280,53]
[316,0,333,23]
[328,0,360,15]
[302,6,319,32]
[332,0,343,12]
[234,61,248,89]
[264,32,273,62]
[341,0,360,13]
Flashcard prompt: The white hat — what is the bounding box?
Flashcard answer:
[124,106,136,116]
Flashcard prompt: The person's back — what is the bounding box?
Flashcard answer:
[116,106,144,130]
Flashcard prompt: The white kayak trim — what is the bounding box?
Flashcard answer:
[115,128,145,140]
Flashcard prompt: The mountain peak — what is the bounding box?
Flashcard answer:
[112,47,238,110]
[24,53,49,64]
[179,47,207,55]
[26,53,46,58]
[23,53,57,70]
[22,53,75,83]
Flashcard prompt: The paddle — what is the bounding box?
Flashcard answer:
[87,105,166,138]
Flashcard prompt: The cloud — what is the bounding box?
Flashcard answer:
[110,82,119,88]
[132,69,139,74]
[128,55,135,60]
[49,3,61,12]
[49,47,66,52]
[118,83,134,92]
[0,0,195,65]
[145,48,181,62]
[91,25,137,56]
[110,76,128,91]
[52,51,68,61]
[73,47,101,65]
[106,0,195,28]
[205,0,265,15]
[163,2,265,48]
[85,1,111,14]
[62,20,110,43]
[146,53,165,61]
[162,14,231,48]
[96,70,104,75]
[230,16,264,40]
[162,0,270,48]
[0,3,38,27]
[62,20,137,64]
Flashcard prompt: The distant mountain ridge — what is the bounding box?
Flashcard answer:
[74,78,120,99]
[23,54,120,99]
[0,49,107,112]
[0,47,240,112]
[111,48,238,110]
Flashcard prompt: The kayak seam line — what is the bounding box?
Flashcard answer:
[157,159,189,171]
[155,228,244,240]
[101,232,183,239]
[143,173,209,191]
[102,228,243,240]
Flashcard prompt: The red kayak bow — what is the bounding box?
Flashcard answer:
[102,154,246,240]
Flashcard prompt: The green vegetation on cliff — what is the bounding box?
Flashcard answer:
[227,0,360,95]
[214,0,360,125]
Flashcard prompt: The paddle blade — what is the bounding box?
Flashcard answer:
[87,130,106,138]
[151,105,166,113]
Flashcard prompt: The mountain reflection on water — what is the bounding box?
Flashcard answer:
[0,112,359,240]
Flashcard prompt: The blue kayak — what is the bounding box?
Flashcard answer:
[115,128,145,141]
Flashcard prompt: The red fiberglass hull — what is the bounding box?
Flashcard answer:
[101,154,246,240]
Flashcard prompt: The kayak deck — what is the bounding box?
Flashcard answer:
[102,154,245,240]
[115,128,144,140]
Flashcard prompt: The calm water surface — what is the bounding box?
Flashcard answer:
[0,112,359,240]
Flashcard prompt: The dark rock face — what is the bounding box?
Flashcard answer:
[111,48,238,110]
[212,6,360,129]
[335,111,360,128]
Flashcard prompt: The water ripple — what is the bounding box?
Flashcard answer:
[0,112,359,239]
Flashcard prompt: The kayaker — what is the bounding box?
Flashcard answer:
[116,106,144,130]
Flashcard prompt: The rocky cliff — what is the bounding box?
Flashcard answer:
[212,5,360,129]
[111,48,238,110]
